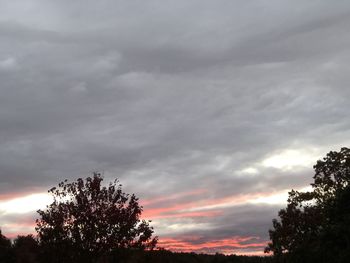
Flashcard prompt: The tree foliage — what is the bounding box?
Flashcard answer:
[265,147,350,263]
[0,229,13,263]
[13,235,39,263]
[36,173,157,262]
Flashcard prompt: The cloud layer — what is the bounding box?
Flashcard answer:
[0,0,350,254]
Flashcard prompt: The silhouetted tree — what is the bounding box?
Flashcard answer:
[13,235,39,263]
[266,147,350,263]
[36,173,157,263]
[0,229,13,263]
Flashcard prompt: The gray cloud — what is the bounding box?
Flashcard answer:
[0,0,350,253]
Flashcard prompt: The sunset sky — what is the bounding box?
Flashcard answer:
[1,0,350,255]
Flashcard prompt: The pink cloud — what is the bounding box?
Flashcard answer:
[158,235,267,255]
[141,190,276,220]
[1,222,36,239]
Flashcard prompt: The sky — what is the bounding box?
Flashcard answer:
[0,0,350,255]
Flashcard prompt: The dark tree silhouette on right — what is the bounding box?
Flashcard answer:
[265,147,350,263]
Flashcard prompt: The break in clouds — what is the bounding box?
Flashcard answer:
[0,0,350,254]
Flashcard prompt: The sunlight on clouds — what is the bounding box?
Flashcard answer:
[153,219,214,235]
[249,185,314,205]
[168,222,213,232]
[249,191,289,205]
[240,167,259,175]
[262,149,321,170]
[0,193,52,214]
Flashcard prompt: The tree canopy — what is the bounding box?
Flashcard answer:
[265,147,350,263]
[36,173,157,262]
[0,229,12,263]
[12,235,39,263]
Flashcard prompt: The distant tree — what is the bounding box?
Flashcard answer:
[265,147,350,263]
[36,173,157,263]
[0,229,13,263]
[13,235,39,263]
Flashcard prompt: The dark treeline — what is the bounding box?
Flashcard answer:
[0,232,272,263]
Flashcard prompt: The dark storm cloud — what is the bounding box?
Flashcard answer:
[0,0,350,252]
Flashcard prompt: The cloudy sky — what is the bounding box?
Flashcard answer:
[0,0,350,255]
